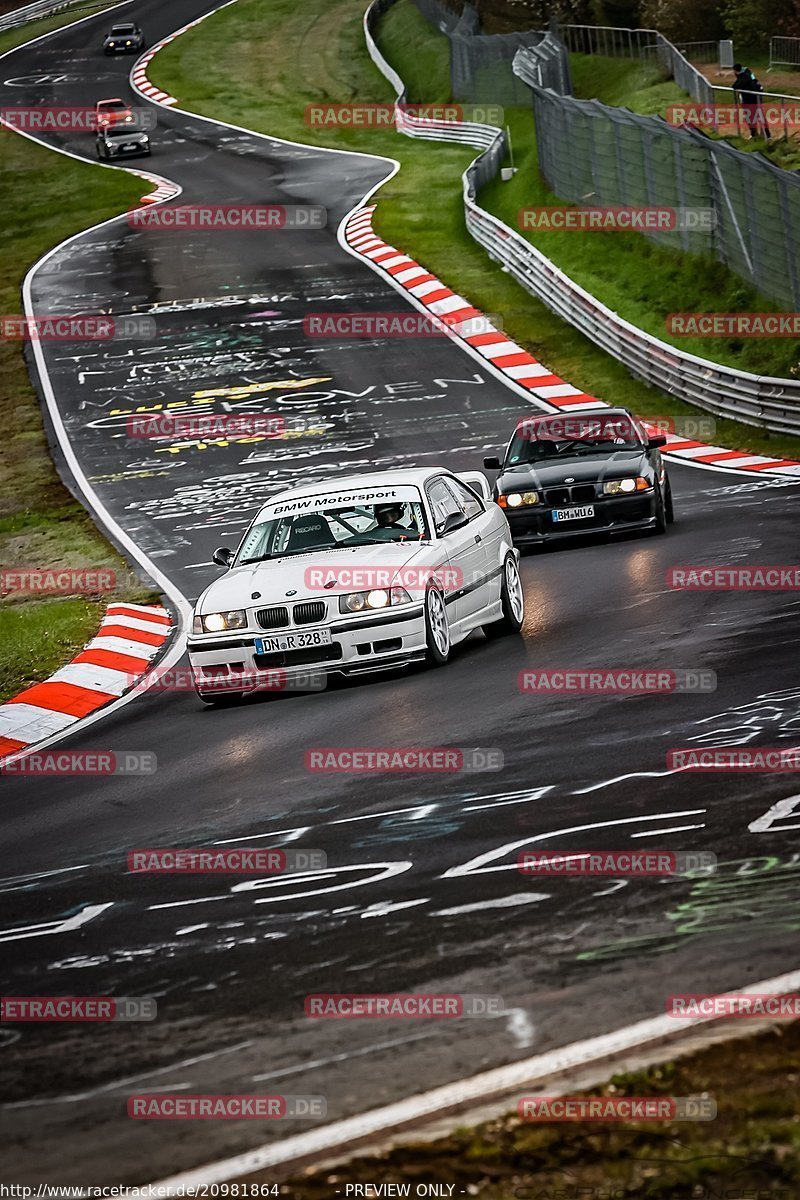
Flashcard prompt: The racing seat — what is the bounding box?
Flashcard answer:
[286,514,333,552]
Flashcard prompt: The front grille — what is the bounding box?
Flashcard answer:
[293,600,326,625]
[254,643,343,668]
[544,484,596,506]
[256,606,289,630]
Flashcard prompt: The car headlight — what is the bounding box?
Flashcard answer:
[124,115,133,123]
[339,587,412,614]
[499,491,539,508]
[603,477,651,495]
[108,41,115,47]
[201,609,247,632]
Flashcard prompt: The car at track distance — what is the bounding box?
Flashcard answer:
[483,407,673,547]
[95,98,135,129]
[187,468,524,704]
[103,23,145,54]
[96,122,151,159]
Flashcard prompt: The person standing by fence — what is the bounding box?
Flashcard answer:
[732,63,771,139]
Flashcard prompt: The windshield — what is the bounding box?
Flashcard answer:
[236,499,429,564]
[506,412,644,465]
[107,126,143,136]
[99,100,128,111]
[111,25,136,33]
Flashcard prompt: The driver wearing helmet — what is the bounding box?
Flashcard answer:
[371,502,419,541]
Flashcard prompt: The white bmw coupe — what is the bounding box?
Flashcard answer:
[188,468,524,704]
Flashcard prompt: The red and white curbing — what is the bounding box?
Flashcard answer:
[0,603,172,763]
[130,13,215,108]
[129,167,180,205]
[344,206,800,478]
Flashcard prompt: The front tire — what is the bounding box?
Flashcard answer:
[653,484,668,535]
[424,585,450,666]
[483,552,524,638]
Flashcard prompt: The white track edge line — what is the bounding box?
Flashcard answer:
[152,962,800,1186]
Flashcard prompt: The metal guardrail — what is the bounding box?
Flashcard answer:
[364,0,800,436]
[0,0,108,33]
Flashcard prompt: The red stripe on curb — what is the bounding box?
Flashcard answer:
[97,623,167,647]
[0,737,26,758]
[73,648,150,674]
[8,681,116,718]
[107,604,170,625]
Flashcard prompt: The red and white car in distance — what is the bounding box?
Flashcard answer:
[188,468,525,704]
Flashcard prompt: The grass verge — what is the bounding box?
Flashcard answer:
[0,16,160,701]
[278,1022,800,1198]
[148,0,800,462]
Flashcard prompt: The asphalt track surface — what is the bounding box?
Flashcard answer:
[1,0,800,1183]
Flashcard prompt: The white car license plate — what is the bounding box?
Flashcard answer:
[552,505,595,522]
[255,628,332,654]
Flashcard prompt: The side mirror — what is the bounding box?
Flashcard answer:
[212,546,234,567]
[438,511,470,536]
[647,435,667,449]
[483,455,501,470]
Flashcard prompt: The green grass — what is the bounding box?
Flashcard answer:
[0,597,107,703]
[149,0,800,461]
[570,52,687,114]
[0,16,162,698]
[278,1022,800,1199]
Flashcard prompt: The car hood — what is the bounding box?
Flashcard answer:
[498,450,647,490]
[197,540,431,613]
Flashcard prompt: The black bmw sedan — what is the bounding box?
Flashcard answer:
[483,407,674,548]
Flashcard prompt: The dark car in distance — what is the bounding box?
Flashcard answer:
[483,407,674,548]
[103,23,145,54]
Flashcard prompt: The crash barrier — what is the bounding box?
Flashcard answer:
[512,31,572,96]
[366,0,800,435]
[555,23,715,105]
[410,0,548,104]
[0,0,97,32]
[519,70,800,310]
[769,36,800,70]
